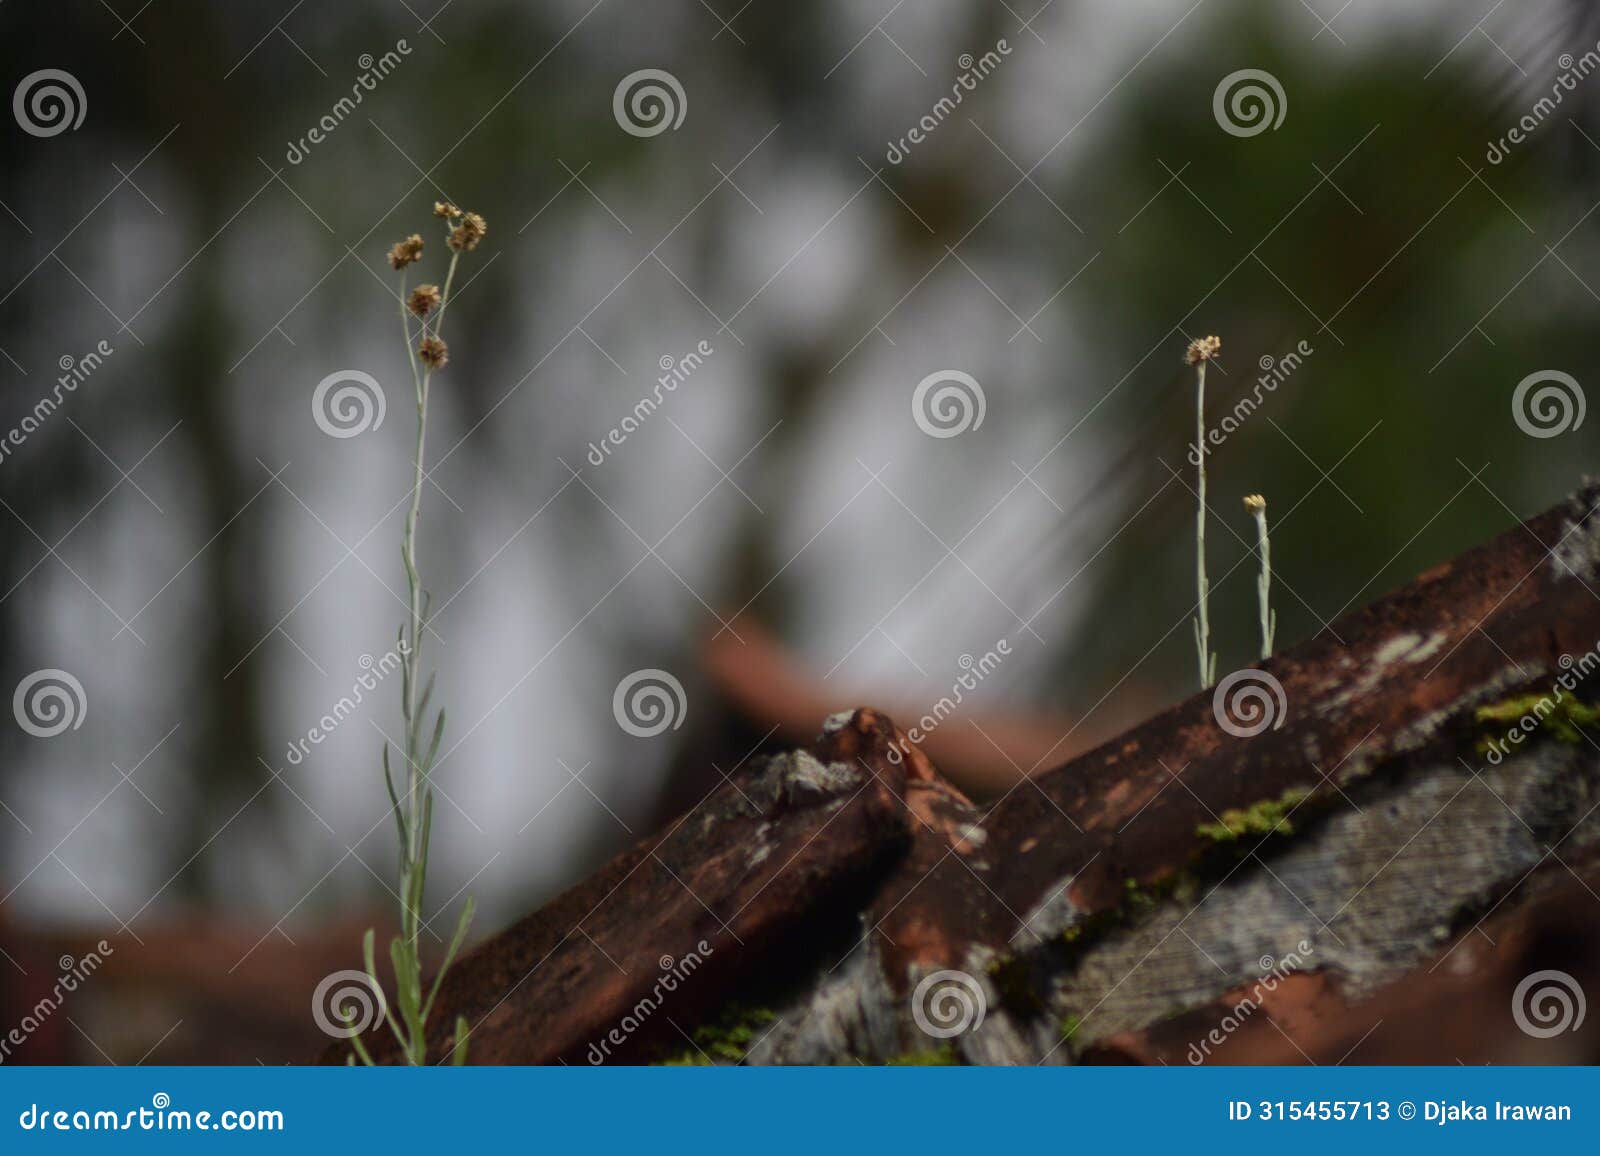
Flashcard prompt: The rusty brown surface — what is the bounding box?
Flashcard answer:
[327,707,917,1064]
[866,482,1600,972]
[321,482,1600,1064]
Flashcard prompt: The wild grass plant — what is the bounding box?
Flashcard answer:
[344,203,488,1066]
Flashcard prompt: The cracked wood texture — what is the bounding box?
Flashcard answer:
[325,481,1600,1065]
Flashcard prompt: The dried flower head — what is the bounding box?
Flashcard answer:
[387,234,425,270]
[448,211,487,252]
[407,283,443,318]
[1184,335,1222,366]
[433,200,460,220]
[1243,493,1267,514]
[417,336,449,369]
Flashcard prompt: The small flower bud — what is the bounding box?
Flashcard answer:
[1243,493,1267,514]
[418,336,449,369]
[387,233,425,270]
[387,234,425,270]
[448,211,487,252]
[1184,335,1222,365]
[407,284,443,317]
[433,201,460,220]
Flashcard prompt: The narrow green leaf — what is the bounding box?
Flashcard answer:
[347,1030,378,1067]
[364,928,408,1052]
[421,709,446,777]
[412,792,434,906]
[389,935,422,1036]
[422,897,475,1022]
[386,936,411,1011]
[381,745,407,871]
[415,671,436,726]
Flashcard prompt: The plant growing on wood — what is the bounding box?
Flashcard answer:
[345,202,488,1066]
[1185,335,1222,689]
[1243,493,1275,660]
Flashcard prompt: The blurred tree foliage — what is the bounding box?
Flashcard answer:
[2,0,1595,917]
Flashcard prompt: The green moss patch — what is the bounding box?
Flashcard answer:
[653,1003,777,1066]
[1475,693,1600,748]
[1196,787,1311,842]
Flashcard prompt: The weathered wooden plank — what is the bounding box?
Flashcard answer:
[326,709,916,1064]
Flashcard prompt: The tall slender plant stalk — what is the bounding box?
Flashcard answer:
[1245,493,1276,661]
[345,204,487,1066]
[1186,335,1221,689]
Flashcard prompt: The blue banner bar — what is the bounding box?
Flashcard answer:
[3,1066,1594,1151]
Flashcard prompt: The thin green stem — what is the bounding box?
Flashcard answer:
[430,251,462,344]
[1253,507,1274,660]
[400,250,458,966]
[1193,362,1214,689]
